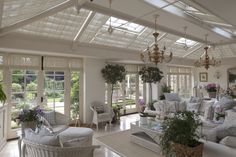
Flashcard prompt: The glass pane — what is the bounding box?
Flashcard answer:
[113,82,123,104]
[70,71,80,119]
[139,76,144,100]
[55,90,64,114]
[44,71,65,114]
[124,74,136,107]
[11,69,38,129]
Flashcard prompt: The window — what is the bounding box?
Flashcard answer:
[175,38,198,47]
[44,71,65,114]
[11,70,38,129]
[70,71,80,120]
[167,66,192,98]
[105,17,145,33]
[124,74,136,109]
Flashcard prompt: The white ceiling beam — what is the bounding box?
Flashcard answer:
[183,44,203,58]
[0,0,4,27]
[0,0,89,36]
[83,2,207,44]
[73,11,95,42]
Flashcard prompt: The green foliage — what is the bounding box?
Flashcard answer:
[101,64,126,85]
[70,72,80,119]
[0,84,6,104]
[26,82,37,91]
[139,66,163,83]
[16,102,30,110]
[160,84,171,100]
[101,64,126,107]
[12,83,22,92]
[160,111,202,157]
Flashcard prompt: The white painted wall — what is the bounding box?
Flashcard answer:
[83,58,106,124]
[194,59,236,90]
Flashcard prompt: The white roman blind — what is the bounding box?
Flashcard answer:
[69,58,83,70]
[9,54,40,69]
[125,64,138,73]
[44,57,69,70]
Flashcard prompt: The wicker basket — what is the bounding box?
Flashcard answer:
[172,142,204,157]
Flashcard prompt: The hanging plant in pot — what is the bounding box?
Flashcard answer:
[139,66,163,103]
[101,64,126,122]
[160,111,203,157]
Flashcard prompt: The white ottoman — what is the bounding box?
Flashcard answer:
[59,127,93,147]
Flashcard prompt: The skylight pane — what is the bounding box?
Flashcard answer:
[175,38,197,47]
[105,17,145,33]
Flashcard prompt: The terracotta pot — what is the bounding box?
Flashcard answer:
[208,92,216,98]
[172,142,204,157]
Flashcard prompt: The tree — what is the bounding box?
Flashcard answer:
[101,64,126,106]
[139,66,163,103]
[70,73,80,119]
[26,82,37,91]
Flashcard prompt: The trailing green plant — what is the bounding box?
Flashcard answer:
[0,83,7,104]
[160,83,171,100]
[139,66,163,102]
[101,64,126,106]
[160,111,202,157]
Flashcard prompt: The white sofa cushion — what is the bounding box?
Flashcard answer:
[224,110,236,126]
[220,136,236,148]
[214,97,236,110]
[25,128,60,146]
[187,102,201,113]
[164,93,181,102]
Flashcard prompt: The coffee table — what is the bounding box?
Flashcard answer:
[130,120,163,153]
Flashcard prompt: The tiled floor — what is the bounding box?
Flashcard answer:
[0,114,140,157]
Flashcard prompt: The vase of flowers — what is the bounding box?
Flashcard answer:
[138,99,146,112]
[15,107,44,131]
[205,83,217,98]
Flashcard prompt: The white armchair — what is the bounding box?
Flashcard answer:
[90,101,114,130]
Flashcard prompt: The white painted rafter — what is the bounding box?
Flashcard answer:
[73,11,95,42]
[0,0,89,36]
[183,44,203,58]
[82,2,207,44]
[0,0,4,27]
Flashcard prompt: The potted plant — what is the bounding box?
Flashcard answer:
[139,66,163,103]
[205,83,218,98]
[101,64,126,107]
[160,111,203,157]
[139,112,148,125]
[159,83,171,100]
[0,83,7,106]
[14,107,45,130]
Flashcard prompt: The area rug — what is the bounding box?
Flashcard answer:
[96,130,162,157]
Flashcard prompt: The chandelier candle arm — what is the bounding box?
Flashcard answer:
[140,15,172,65]
[194,35,221,69]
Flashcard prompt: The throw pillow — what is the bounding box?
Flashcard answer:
[24,128,60,146]
[164,93,181,102]
[38,125,54,135]
[187,102,201,113]
[214,97,236,110]
[220,136,236,148]
[165,101,178,113]
[178,101,187,112]
[189,96,201,103]
[43,111,56,126]
[203,105,214,120]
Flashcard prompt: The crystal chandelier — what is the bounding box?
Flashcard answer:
[194,35,221,70]
[140,15,172,65]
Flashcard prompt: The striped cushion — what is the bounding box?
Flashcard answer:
[43,111,56,125]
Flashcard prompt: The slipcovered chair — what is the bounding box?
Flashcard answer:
[22,138,100,157]
[90,101,114,130]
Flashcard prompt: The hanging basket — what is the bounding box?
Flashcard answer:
[208,92,216,98]
[172,142,204,157]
